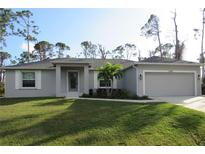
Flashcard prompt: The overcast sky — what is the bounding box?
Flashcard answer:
[4,8,203,62]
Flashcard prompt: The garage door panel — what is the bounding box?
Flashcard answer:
[145,72,194,96]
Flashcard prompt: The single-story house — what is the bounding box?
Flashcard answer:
[3,56,202,98]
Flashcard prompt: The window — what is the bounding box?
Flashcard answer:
[99,79,111,88]
[22,72,35,88]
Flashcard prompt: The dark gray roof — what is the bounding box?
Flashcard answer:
[4,56,201,70]
[5,59,54,69]
[4,58,135,70]
[139,56,198,64]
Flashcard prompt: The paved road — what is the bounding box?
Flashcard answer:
[155,96,205,112]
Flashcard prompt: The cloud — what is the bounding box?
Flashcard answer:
[21,42,35,53]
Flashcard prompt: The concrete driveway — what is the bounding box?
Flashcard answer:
[154,96,205,112]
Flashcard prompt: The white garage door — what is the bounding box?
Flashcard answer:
[145,72,195,97]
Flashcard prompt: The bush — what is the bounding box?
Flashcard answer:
[81,88,150,100]
[0,82,4,97]
[202,78,205,95]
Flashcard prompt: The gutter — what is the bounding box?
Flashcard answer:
[134,62,202,66]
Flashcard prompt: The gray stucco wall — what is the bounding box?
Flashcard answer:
[137,65,201,96]
[122,67,137,94]
[89,70,94,89]
[5,70,56,98]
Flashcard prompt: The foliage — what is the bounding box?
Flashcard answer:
[97,62,123,90]
[175,41,185,60]
[0,82,4,96]
[0,9,16,49]
[155,43,173,58]
[33,41,54,60]
[55,42,70,58]
[124,43,137,60]
[80,41,97,58]
[17,51,37,64]
[83,89,150,100]
[98,44,110,59]
[0,51,11,66]
[1,98,205,145]
[201,78,205,95]
[0,51,11,82]
[15,10,39,52]
[112,45,125,59]
[141,14,163,59]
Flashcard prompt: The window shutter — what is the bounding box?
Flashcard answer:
[94,71,98,89]
[36,71,42,89]
[15,70,21,89]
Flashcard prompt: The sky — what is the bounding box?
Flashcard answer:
[3,8,204,62]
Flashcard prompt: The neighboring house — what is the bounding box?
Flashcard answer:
[3,56,202,98]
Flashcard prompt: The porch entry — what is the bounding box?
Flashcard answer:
[67,71,79,97]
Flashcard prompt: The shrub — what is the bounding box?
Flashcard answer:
[96,88,108,97]
[0,82,4,97]
[81,89,150,100]
[202,78,205,95]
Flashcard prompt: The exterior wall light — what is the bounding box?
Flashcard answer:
[198,74,200,80]
[139,74,143,80]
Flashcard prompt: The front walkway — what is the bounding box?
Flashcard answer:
[76,97,162,103]
[154,96,205,112]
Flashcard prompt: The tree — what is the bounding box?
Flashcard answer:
[172,9,185,60]
[0,9,16,49]
[193,8,205,77]
[88,43,97,59]
[81,41,90,58]
[80,41,97,58]
[98,44,110,59]
[33,41,54,61]
[55,42,70,58]
[17,51,37,63]
[155,43,174,58]
[148,50,156,58]
[97,62,123,93]
[141,14,163,59]
[112,45,125,59]
[0,51,11,82]
[124,43,137,60]
[15,10,39,61]
[138,50,142,61]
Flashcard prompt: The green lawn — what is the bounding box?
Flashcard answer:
[0,98,205,145]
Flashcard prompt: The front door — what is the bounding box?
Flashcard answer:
[67,71,79,97]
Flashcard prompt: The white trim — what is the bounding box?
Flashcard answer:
[15,70,21,89]
[36,71,42,89]
[142,70,197,96]
[16,70,41,90]
[98,79,112,88]
[93,71,98,89]
[66,70,80,97]
[135,63,202,66]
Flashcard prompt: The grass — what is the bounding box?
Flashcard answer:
[0,98,205,145]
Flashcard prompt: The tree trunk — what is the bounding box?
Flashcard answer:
[0,70,2,82]
[27,16,30,62]
[110,79,114,96]
[173,9,180,60]
[157,31,163,60]
[201,9,205,78]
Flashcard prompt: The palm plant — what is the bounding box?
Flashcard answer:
[97,62,123,93]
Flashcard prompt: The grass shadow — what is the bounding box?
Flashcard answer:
[0,97,58,106]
